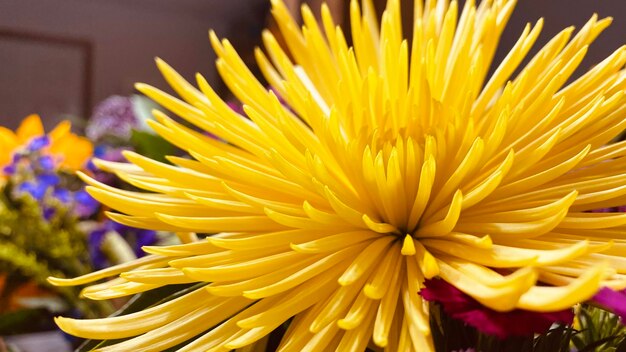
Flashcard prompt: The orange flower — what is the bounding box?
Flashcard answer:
[0,114,93,172]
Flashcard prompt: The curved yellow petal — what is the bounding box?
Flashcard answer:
[517,264,607,311]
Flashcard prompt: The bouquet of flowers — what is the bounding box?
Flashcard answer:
[0,99,174,338]
[0,115,111,332]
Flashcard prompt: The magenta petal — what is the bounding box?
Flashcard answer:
[454,306,573,339]
[420,279,574,339]
[420,278,468,307]
[592,287,626,321]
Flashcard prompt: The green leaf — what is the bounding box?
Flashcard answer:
[572,305,626,352]
[616,338,626,352]
[533,325,577,352]
[129,130,178,163]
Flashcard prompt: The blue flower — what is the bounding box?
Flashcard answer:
[17,181,47,200]
[133,229,157,257]
[38,155,56,171]
[43,207,56,220]
[74,189,99,217]
[36,173,60,187]
[88,228,108,269]
[87,220,158,269]
[2,154,23,175]
[2,164,16,176]
[12,153,22,164]
[53,188,71,204]
[94,145,107,158]
[27,135,50,152]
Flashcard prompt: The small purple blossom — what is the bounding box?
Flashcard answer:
[3,153,23,176]
[86,96,138,141]
[88,145,129,185]
[88,220,158,269]
[88,228,108,269]
[100,146,125,162]
[2,163,16,176]
[36,173,60,187]
[12,153,22,164]
[53,188,71,204]
[38,155,56,170]
[17,181,47,200]
[27,135,50,152]
[420,278,574,339]
[86,159,97,173]
[93,145,107,158]
[131,229,157,257]
[74,189,99,218]
[43,207,56,220]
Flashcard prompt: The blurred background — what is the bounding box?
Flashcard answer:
[0,0,624,129]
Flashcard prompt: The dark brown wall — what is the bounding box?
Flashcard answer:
[0,0,623,130]
[495,0,626,80]
[0,0,267,129]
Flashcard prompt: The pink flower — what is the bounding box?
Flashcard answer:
[420,279,574,339]
[592,287,626,321]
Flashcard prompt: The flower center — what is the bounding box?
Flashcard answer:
[327,132,449,238]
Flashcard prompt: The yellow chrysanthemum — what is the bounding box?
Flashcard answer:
[0,114,93,172]
[51,0,626,350]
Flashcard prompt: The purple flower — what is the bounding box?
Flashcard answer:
[53,188,71,204]
[86,96,138,141]
[17,181,48,200]
[86,159,97,173]
[87,220,158,269]
[43,207,56,220]
[592,287,626,321]
[108,221,157,256]
[88,145,129,185]
[88,228,108,269]
[93,145,108,158]
[420,279,574,339]
[3,153,23,175]
[2,163,16,175]
[132,229,157,257]
[74,189,99,217]
[36,173,60,187]
[101,147,125,162]
[27,135,50,151]
[38,155,56,170]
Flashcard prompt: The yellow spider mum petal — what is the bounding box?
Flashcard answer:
[51,0,626,350]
